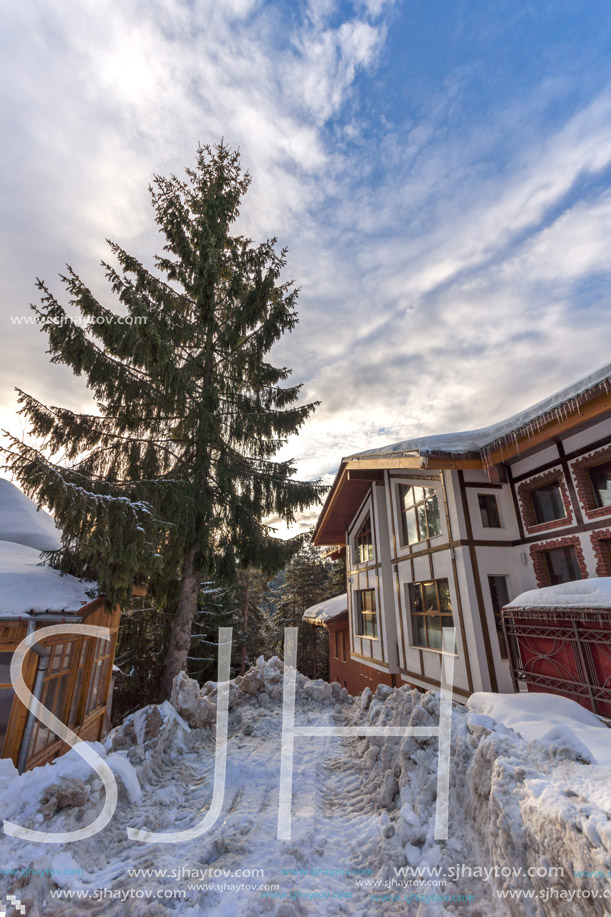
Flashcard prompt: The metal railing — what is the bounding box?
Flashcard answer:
[502,605,611,718]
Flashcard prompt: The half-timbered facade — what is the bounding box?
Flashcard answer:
[313,362,611,699]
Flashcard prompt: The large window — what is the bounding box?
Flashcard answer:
[408,579,454,651]
[28,641,77,760]
[543,546,582,585]
[355,589,377,639]
[531,482,565,524]
[478,494,501,528]
[398,485,442,546]
[589,461,611,508]
[488,575,509,658]
[355,515,374,564]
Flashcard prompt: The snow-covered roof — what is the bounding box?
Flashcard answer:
[0,478,61,551]
[348,360,611,461]
[507,577,611,610]
[0,540,97,618]
[0,477,100,618]
[303,593,348,624]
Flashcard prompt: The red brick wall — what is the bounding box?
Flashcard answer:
[326,618,394,696]
[517,468,573,535]
[571,444,611,521]
[591,529,611,577]
[530,536,589,588]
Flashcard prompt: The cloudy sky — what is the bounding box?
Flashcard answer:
[1,0,611,531]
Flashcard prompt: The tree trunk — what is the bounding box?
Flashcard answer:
[160,546,200,700]
[240,572,251,676]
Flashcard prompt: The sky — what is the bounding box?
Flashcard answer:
[1,0,611,534]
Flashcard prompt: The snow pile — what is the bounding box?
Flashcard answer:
[303,593,348,624]
[507,577,611,610]
[354,686,611,913]
[2,664,611,916]
[469,691,611,767]
[0,540,97,616]
[0,478,61,551]
[0,742,141,830]
[169,656,350,729]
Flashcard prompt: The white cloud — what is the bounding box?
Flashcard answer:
[1,0,611,544]
[0,0,390,445]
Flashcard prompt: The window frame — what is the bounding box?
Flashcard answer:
[354,588,378,640]
[84,637,114,717]
[27,638,81,762]
[397,483,442,547]
[354,514,374,565]
[530,481,566,525]
[543,545,582,585]
[407,578,455,653]
[0,677,15,758]
[478,493,501,528]
[588,460,611,509]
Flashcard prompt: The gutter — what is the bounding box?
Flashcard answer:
[1,612,85,624]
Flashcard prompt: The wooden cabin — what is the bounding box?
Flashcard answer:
[0,479,121,771]
[311,362,611,701]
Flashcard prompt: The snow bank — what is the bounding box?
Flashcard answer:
[0,478,61,551]
[507,577,611,610]
[468,691,611,766]
[0,742,141,827]
[2,663,611,916]
[354,685,611,914]
[0,540,96,616]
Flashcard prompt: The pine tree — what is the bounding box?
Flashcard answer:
[223,568,270,675]
[186,582,234,685]
[1,143,324,699]
[269,541,338,679]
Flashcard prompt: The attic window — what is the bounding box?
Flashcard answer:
[355,515,374,564]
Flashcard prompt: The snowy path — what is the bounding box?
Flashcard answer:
[3,659,611,916]
[37,705,415,916]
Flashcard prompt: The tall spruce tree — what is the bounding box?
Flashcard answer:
[2,143,324,698]
[268,541,338,679]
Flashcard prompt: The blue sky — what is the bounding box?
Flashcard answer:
[1,0,611,531]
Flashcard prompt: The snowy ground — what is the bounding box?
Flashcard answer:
[1,661,611,916]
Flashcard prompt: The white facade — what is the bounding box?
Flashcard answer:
[326,383,611,700]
